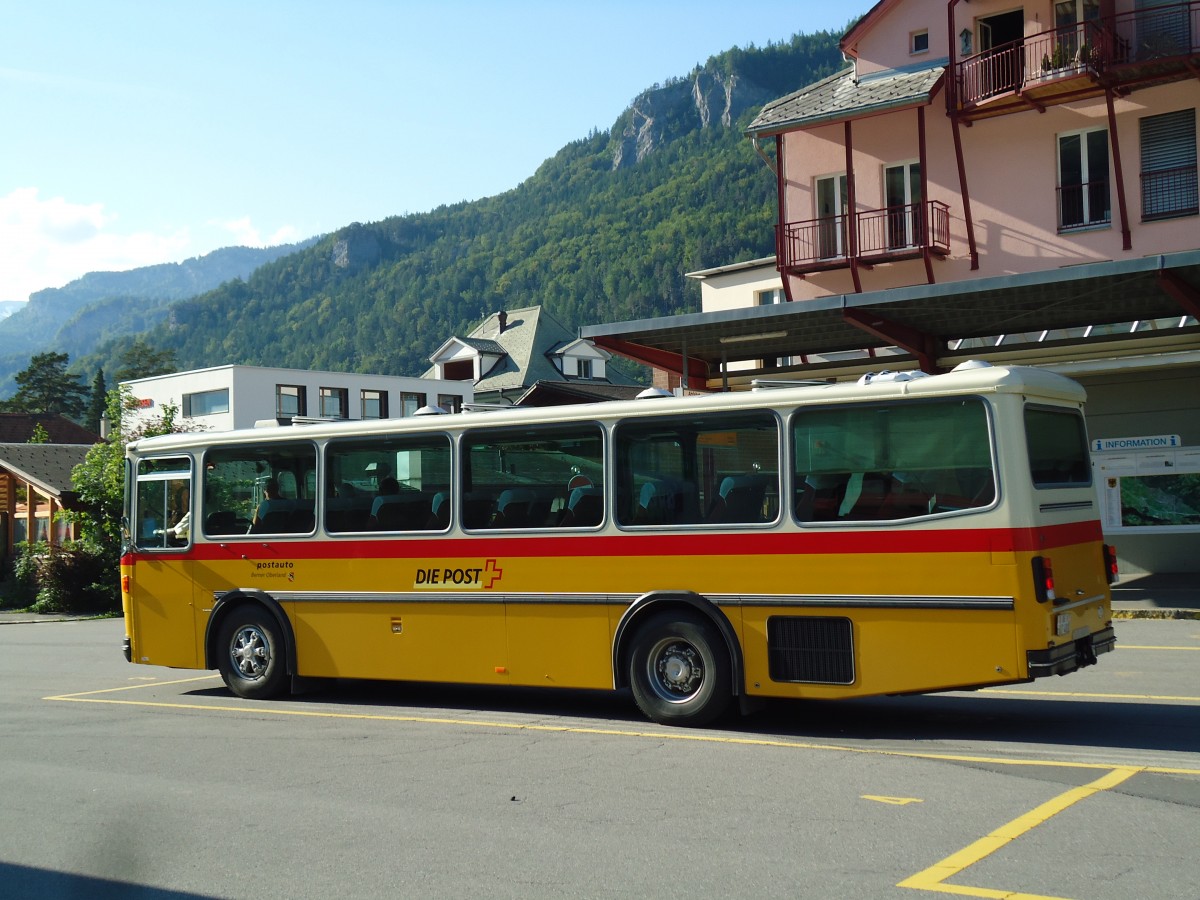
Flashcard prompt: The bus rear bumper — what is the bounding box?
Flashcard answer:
[1027,626,1116,678]
[122,636,132,663]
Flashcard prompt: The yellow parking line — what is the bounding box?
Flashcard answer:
[44,674,220,699]
[44,685,1200,777]
[1119,645,1200,651]
[898,767,1140,899]
[981,688,1200,702]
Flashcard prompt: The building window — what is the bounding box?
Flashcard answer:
[910,30,929,54]
[361,389,388,419]
[1140,109,1198,222]
[182,388,229,417]
[400,392,427,417]
[755,289,784,305]
[438,394,462,414]
[577,359,594,379]
[277,385,306,419]
[1057,128,1110,230]
[319,387,349,419]
[815,174,849,259]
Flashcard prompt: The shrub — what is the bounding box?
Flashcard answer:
[18,541,118,615]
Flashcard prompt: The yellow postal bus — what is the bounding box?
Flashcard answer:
[121,362,1116,726]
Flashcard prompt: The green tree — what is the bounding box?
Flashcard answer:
[86,369,107,434]
[113,339,177,382]
[27,423,50,444]
[0,351,89,418]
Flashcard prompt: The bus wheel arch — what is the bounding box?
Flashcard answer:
[614,592,741,727]
[206,591,296,699]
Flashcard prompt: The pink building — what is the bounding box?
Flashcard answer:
[585,2,1199,573]
[749,0,1198,304]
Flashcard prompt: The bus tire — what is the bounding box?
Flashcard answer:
[217,605,288,700]
[628,612,731,727]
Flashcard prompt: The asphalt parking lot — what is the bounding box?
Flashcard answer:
[0,614,1197,899]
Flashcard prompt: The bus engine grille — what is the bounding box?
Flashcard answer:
[767,616,855,684]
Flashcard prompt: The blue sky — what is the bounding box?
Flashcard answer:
[1,1,858,305]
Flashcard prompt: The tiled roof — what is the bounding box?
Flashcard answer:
[516,381,647,406]
[455,337,507,355]
[0,442,94,497]
[746,65,945,136]
[0,413,100,444]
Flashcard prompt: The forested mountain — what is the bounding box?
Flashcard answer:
[77,31,845,382]
[0,241,316,395]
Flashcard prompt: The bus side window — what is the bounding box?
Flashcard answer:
[323,434,451,534]
[134,457,192,550]
[792,398,994,523]
[462,424,604,530]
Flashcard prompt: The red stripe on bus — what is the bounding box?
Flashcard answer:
[132,521,1101,563]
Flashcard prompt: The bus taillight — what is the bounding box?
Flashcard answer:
[1032,556,1056,603]
[1102,544,1119,585]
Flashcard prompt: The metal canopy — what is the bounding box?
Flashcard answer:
[582,250,1200,384]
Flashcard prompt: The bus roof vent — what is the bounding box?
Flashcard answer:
[636,387,674,400]
[952,360,992,371]
[857,370,930,386]
[751,379,833,391]
[414,405,448,416]
[462,402,518,413]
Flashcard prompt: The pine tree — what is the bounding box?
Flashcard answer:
[0,352,89,419]
[87,369,108,434]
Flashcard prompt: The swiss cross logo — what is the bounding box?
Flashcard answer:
[483,558,503,589]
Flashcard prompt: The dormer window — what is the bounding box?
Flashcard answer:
[911,30,929,55]
[578,359,594,379]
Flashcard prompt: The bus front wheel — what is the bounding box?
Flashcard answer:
[217,606,288,700]
[629,612,731,727]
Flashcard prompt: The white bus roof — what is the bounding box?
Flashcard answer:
[127,363,1084,454]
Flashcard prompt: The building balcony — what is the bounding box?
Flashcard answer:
[776,201,950,276]
[955,1,1200,120]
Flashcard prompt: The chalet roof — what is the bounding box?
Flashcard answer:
[746,64,945,136]
[0,414,100,445]
[0,442,94,498]
[427,306,637,396]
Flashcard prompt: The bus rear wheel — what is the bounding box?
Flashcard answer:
[217,606,288,700]
[629,612,731,727]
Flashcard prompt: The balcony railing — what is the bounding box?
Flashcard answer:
[777,201,950,272]
[956,1,1199,109]
[1141,165,1200,221]
[1057,180,1112,231]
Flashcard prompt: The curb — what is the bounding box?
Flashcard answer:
[1112,608,1200,621]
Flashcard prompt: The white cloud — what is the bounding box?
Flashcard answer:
[0,187,191,303]
[213,216,300,248]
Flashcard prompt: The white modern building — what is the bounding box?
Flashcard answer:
[122,365,473,433]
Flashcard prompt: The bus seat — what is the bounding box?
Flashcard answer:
[325,497,372,532]
[250,499,293,534]
[560,485,602,527]
[427,491,451,529]
[637,479,695,525]
[371,493,431,531]
[708,475,768,523]
[463,491,495,529]
[289,500,315,533]
[843,473,890,520]
[204,510,238,535]
[491,488,536,528]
